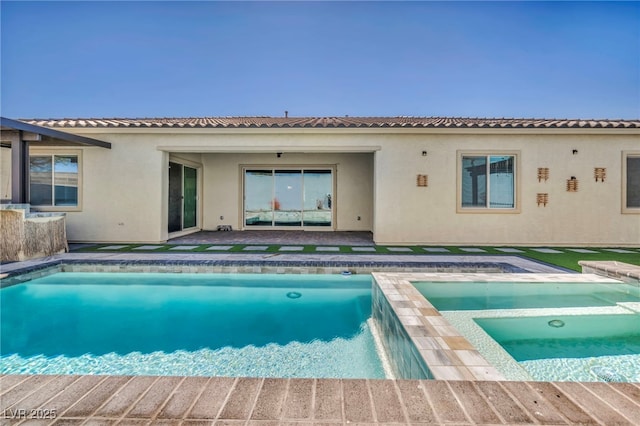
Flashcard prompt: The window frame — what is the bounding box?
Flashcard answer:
[622,151,640,214]
[456,150,520,214]
[240,165,336,229]
[29,149,82,212]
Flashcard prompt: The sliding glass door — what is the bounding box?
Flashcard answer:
[244,168,333,228]
[168,161,198,233]
[274,170,302,226]
[302,170,332,226]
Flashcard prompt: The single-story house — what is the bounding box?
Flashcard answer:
[1,116,639,246]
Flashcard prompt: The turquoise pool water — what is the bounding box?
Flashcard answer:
[413,281,640,310]
[1,273,386,378]
[475,315,640,382]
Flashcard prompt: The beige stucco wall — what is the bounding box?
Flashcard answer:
[373,133,640,246]
[18,132,376,242]
[0,147,11,201]
[6,127,639,246]
[63,138,166,243]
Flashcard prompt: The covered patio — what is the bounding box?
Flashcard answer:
[0,117,111,204]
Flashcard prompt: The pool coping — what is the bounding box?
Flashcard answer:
[580,260,640,283]
[0,251,570,284]
[371,272,630,381]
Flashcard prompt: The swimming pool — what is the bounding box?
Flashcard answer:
[1,273,388,378]
[412,278,640,381]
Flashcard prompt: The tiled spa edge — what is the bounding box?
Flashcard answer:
[370,272,625,381]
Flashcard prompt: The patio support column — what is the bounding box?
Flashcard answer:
[10,131,29,203]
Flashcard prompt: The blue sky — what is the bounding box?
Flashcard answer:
[1,1,639,119]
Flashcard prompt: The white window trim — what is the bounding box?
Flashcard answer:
[456,150,520,214]
[29,149,82,212]
[622,151,640,214]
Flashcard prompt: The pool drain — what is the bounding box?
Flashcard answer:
[591,366,626,382]
[547,319,565,328]
[286,291,302,299]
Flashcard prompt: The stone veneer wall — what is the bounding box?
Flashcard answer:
[0,206,68,262]
[372,280,432,379]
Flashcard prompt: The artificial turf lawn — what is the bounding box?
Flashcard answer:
[77,244,639,272]
[508,250,640,272]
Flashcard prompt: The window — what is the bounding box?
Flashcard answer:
[623,152,640,213]
[29,154,79,207]
[460,153,516,210]
[244,167,333,227]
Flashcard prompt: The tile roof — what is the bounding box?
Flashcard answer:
[22,116,640,129]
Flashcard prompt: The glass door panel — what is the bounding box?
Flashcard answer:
[274,170,302,226]
[245,170,274,226]
[183,166,198,228]
[168,161,183,233]
[303,170,332,226]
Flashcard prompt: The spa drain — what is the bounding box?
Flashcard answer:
[547,319,565,328]
[286,291,302,299]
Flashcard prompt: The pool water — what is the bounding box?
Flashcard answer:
[413,281,640,310]
[414,279,640,382]
[1,273,386,378]
[475,315,640,382]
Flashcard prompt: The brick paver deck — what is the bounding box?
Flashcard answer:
[168,231,375,246]
[1,375,639,425]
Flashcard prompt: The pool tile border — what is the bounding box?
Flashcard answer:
[371,272,626,381]
[0,258,530,288]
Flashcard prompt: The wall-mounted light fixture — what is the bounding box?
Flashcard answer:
[422,151,428,157]
[537,167,549,182]
[537,193,549,207]
[572,149,578,155]
[276,152,282,158]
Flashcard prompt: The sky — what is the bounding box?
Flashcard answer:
[1,1,639,120]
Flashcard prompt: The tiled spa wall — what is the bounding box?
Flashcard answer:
[372,279,433,379]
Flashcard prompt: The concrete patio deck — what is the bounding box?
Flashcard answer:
[2,375,639,425]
